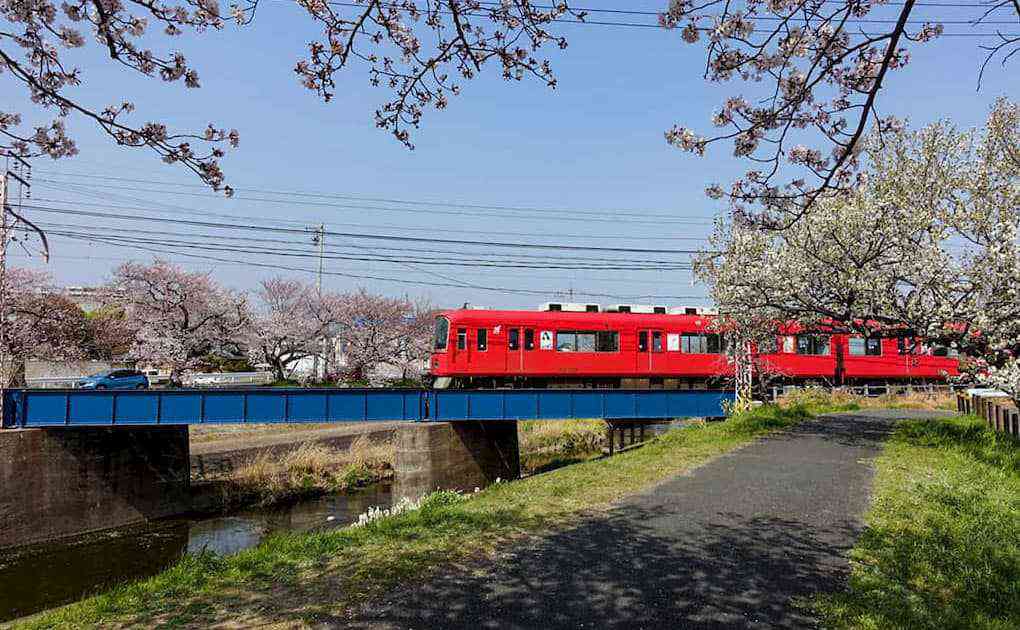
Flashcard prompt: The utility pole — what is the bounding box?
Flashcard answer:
[311,224,325,380]
[1,155,31,425]
[0,169,8,426]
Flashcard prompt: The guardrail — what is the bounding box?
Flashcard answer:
[1,388,734,428]
[183,371,274,387]
[23,377,82,389]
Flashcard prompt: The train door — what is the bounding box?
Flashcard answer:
[452,327,468,369]
[637,329,666,373]
[506,327,524,373]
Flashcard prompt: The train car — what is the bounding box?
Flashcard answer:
[429,307,960,389]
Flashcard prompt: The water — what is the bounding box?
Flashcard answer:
[0,483,393,622]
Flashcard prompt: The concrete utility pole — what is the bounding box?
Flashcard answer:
[312,224,326,380]
[1,156,35,425]
[0,170,8,425]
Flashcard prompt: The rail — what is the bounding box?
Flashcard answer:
[0,388,734,428]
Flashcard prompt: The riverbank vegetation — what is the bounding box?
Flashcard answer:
[21,399,850,628]
[812,413,1020,629]
[518,419,607,474]
[225,438,395,507]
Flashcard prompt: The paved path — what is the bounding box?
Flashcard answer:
[348,409,949,630]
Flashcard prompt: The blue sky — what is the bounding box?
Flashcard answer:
[6,1,1017,308]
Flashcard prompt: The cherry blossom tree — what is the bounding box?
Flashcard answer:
[0,268,89,389]
[2,0,240,191]
[659,0,1019,221]
[333,288,423,383]
[111,259,250,382]
[389,296,436,383]
[246,276,344,381]
[82,304,137,360]
[6,0,1017,212]
[696,98,1020,397]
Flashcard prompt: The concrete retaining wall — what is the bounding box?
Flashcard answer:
[0,426,191,549]
[393,421,520,499]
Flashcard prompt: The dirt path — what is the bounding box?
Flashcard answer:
[346,409,949,630]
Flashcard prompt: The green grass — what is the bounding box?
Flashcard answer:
[813,414,1020,629]
[20,400,851,628]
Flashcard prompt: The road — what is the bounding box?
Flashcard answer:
[347,409,949,629]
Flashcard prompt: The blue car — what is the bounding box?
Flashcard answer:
[76,369,150,390]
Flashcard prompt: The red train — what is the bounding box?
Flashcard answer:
[429,305,960,389]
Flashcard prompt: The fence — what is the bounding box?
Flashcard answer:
[771,383,958,400]
[182,371,274,388]
[957,389,1020,437]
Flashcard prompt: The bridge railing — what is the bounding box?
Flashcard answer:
[1,388,735,428]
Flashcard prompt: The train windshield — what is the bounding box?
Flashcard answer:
[433,316,450,351]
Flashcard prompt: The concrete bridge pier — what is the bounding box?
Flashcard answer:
[0,426,191,550]
[393,421,520,500]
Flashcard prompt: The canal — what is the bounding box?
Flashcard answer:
[0,483,393,622]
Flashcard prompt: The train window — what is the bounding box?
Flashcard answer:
[796,335,831,356]
[596,331,619,352]
[638,331,648,352]
[477,328,488,351]
[433,317,449,351]
[524,329,535,350]
[849,337,882,356]
[555,330,619,352]
[682,334,726,354]
[931,345,959,358]
[652,331,663,352]
[508,329,520,351]
[457,328,467,350]
[557,332,576,352]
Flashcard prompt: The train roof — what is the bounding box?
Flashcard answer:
[437,309,712,326]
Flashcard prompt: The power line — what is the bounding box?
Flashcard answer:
[27,193,711,243]
[33,177,716,226]
[41,226,695,270]
[49,230,706,301]
[29,219,696,265]
[21,203,707,254]
[11,240,697,286]
[317,1,1020,35]
[35,170,719,222]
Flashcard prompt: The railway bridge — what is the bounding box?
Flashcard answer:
[0,387,731,549]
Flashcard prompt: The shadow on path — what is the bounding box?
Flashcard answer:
[341,410,946,630]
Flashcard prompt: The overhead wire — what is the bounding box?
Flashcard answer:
[46,230,707,301]
[28,219,697,266]
[32,178,717,226]
[39,226,695,270]
[315,1,1020,36]
[19,203,708,254]
[34,171,720,223]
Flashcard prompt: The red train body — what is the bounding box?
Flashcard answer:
[429,308,960,388]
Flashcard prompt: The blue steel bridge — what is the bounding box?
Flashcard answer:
[1,387,732,429]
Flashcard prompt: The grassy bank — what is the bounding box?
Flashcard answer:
[221,438,395,508]
[813,414,1020,629]
[518,419,606,474]
[21,400,851,628]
